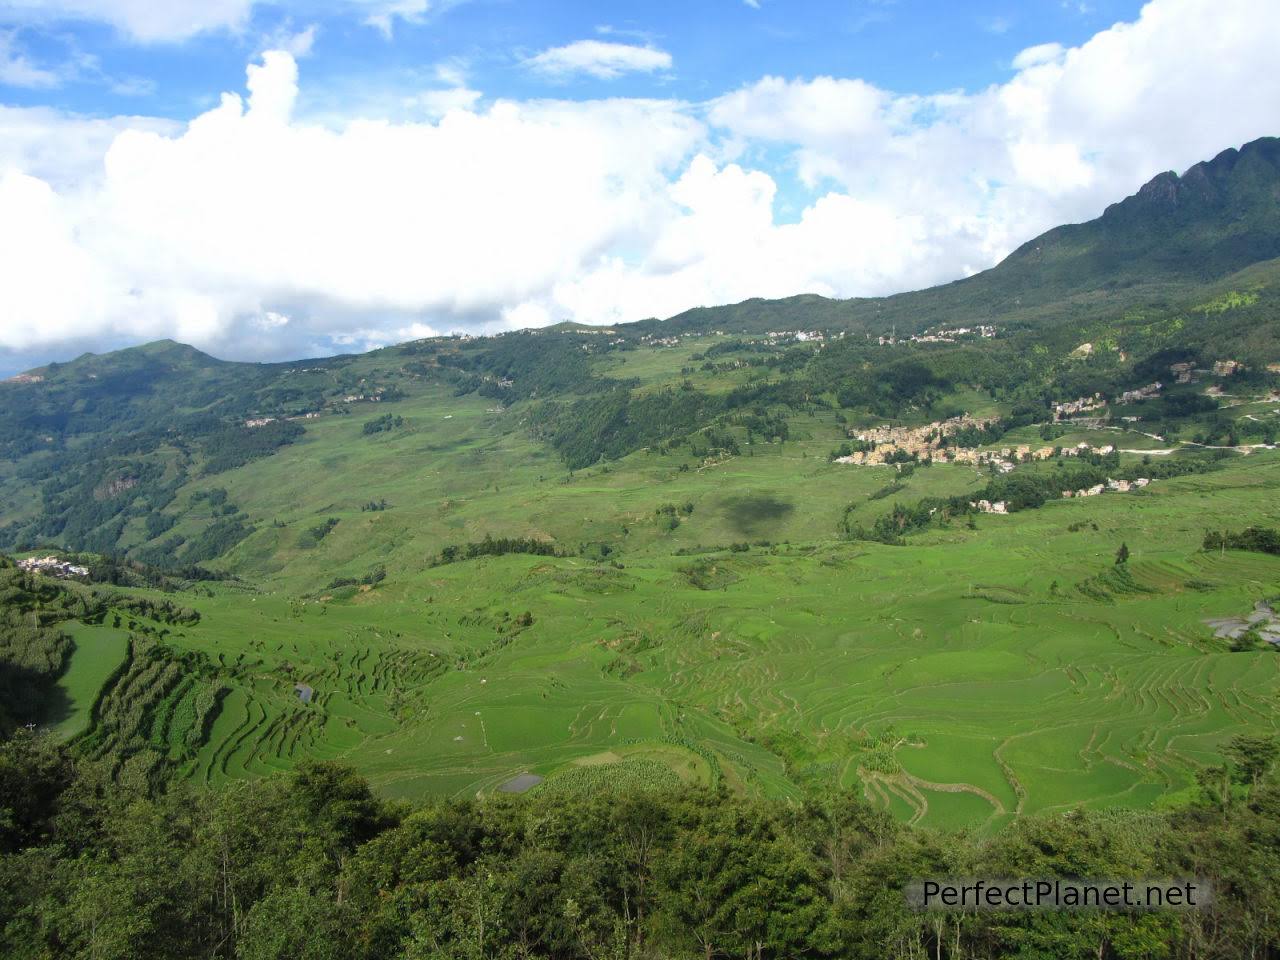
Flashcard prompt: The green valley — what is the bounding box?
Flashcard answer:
[3,139,1280,834]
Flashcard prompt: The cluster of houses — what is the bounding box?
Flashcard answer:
[855,414,996,447]
[18,555,89,578]
[944,446,1055,471]
[1052,359,1248,420]
[834,415,1069,471]
[971,500,1010,514]
[837,430,1124,475]
[244,411,321,428]
[1052,383,1162,420]
[1061,442,1116,457]
[1062,477,1152,499]
[1053,394,1107,420]
[1118,382,1163,404]
[1213,359,1244,377]
[972,476,1155,515]
[242,378,396,429]
[1167,359,1244,383]
[834,414,996,465]
[907,324,997,345]
[875,325,997,347]
[761,329,833,345]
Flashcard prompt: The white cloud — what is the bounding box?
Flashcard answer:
[0,50,702,356]
[0,104,178,188]
[0,31,62,88]
[0,30,157,93]
[354,0,433,37]
[107,75,157,96]
[2,0,1280,366]
[261,23,319,59]
[0,0,258,42]
[1011,42,1066,69]
[407,85,481,118]
[710,75,890,153]
[702,0,1280,288]
[0,0,437,42]
[255,311,290,329]
[524,40,673,80]
[0,170,118,349]
[404,60,481,118]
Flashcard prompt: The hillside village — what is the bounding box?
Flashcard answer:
[17,555,89,578]
[834,414,1058,470]
[875,324,997,346]
[970,475,1155,515]
[1052,358,1252,422]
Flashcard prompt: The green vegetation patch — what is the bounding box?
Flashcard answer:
[537,758,683,796]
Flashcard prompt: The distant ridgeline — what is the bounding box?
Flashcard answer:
[2,138,1280,564]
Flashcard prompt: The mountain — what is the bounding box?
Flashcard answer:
[5,136,1280,558]
[653,135,1280,336]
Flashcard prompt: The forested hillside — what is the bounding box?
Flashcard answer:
[2,737,1279,959]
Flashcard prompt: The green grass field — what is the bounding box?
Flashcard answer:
[51,622,130,738]
[44,384,1274,830]
[15,331,1277,830]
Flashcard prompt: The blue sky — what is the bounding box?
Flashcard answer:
[0,0,1273,375]
[8,1,1145,118]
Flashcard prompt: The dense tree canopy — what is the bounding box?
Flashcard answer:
[1,730,1278,960]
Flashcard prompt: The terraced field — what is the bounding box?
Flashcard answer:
[18,332,1279,830]
[47,442,1269,830]
[52,622,129,737]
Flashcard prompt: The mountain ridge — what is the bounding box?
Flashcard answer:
[655,134,1280,336]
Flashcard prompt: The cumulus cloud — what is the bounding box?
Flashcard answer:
[524,40,673,80]
[704,0,1280,286]
[0,50,702,357]
[1,0,1279,368]
[0,104,178,188]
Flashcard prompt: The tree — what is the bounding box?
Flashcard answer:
[0,731,75,854]
[237,885,359,960]
[1226,735,1280,789]
[1115,542,1130,565]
